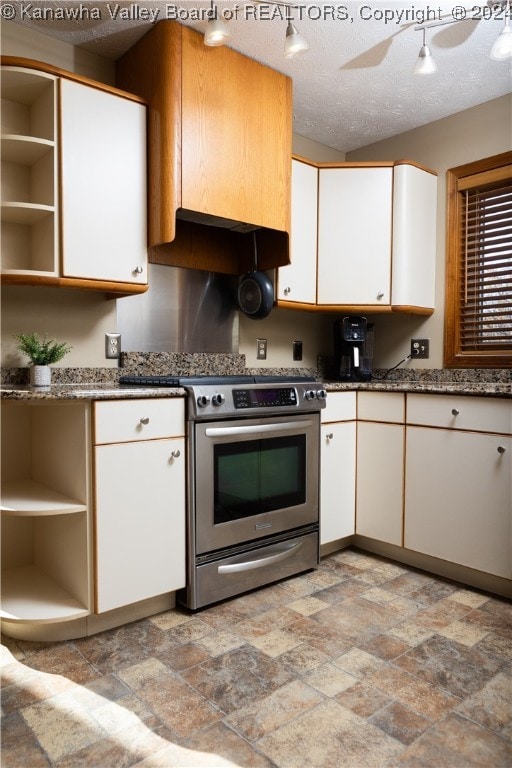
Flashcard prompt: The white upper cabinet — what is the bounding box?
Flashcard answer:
[277,158,318,304]
[60,79,147,284]
[318,166,393,306]
[1,60,148,296]
[278,158,437,314]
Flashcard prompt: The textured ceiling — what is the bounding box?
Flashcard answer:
[5,0,512,152]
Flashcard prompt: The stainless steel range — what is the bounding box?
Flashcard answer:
[120,374,327,610]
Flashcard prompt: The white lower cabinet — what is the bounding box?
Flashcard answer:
[320,392,356,545]
[356,393,405,545]
[93,398,186,613]
[404,394,511,579]
[405,424,511,579]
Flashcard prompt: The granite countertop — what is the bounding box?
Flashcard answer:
[1,353,511,400]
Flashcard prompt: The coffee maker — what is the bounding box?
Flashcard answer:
[333,316,374,382]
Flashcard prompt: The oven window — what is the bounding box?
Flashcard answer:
[214,435,306,523]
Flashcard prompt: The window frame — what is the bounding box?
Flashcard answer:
[444,151,512,368]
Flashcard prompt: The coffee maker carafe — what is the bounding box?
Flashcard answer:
[333,316,374,382]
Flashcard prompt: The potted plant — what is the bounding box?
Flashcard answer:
[15,332,72,387]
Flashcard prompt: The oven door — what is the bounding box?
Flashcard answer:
[192,413,320,554]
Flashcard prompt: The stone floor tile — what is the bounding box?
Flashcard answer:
[248,628,302,657]
[283,616,354,658]
[277,641,330,674]
[413,598,474,630]
[196,631,246,658]
[369,701,432,745]
[314,596,400,642]
[449,589,493,609]
[438,619,490,647]
[455,671,512,739]
[333,647,386,677]
[257,698,403,768]
[390,712,512,768]
[364,664,461,720]
[118,658,222,738]
[25,644,99,685]
[232,606,301,641]
[394,634,506,698]
[21,690,108,762]
[152,641,212,671]
[225,679,323,741]
[302,661,356,696]
[285,595,330,616]
[180,645,295,715]
[335,679,393,717]
[186,721,272,767]
[361,633,411,661]
[476,632,512,663]
[388,621,435,647]
[1,711,51,767]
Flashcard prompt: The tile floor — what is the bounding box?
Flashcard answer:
[1,548,511,768]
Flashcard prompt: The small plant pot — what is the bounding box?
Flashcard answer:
[30,365,51,387]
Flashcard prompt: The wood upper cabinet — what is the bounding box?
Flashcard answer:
[1,58,148,296]
[277,158,437,314]
[116,21,292,274]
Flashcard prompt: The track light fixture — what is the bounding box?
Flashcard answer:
[413,28,437,75]
[491,0,512,59]
[284,21,309,58]
[204,3,231,47]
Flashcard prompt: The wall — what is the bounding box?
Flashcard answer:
[2,21,511,372]
[347,95,512,369]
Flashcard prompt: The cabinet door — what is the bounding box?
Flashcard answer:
[320,421,356,544]
[60,79,147,284]
[405,427,511,579]
[277,159,318,304]
[181,27,291,232]
[356,422,404,545]
[317,167,392,305]
[94,437,185,612]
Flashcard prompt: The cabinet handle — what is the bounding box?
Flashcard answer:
[139,417,150,425]
[326,432,333,440]
[451,408,460,416]
[171,449,181,459]
[134,265,144,275]
[284,286,291,295]
[376,291,384,300]
[497,446,506,455]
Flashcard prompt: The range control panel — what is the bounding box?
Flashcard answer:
[233,387,298,409]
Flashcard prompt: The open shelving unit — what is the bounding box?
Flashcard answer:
[1,66,58,275]
[1,401,92,629]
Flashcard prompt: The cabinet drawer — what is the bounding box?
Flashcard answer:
[406,394,511,435]
[357,392,404,423]
[322,392,356,423]
[93,398,185,444]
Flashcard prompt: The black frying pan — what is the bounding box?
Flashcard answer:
[237,232,274,319]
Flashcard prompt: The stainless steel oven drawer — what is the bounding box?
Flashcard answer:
[182,529,319,610]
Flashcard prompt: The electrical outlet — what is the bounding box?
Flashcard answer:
[411,338,429,359]
[105,333,121,359]
[256,338,267,360]
[293,340,303,361]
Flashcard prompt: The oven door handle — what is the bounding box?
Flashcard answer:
[217,541,304,574]
[205,420,313,438]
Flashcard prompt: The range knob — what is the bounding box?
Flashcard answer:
[305,389,317,400]
[197,394,211,408]
[211,393,225,406]
[316,389,327,400]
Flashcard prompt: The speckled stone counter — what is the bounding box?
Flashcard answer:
[1,353,510,400]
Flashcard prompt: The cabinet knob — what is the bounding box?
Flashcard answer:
[497,445,506,455]
[139,417,150,425]
[451,408,460,416]
[171,449,181,459]
[376,291,384,300]
[134,265,144,275]
[326,432,333,440]
[284,286,291,295]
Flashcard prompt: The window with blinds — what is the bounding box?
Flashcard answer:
[445,153,512,367]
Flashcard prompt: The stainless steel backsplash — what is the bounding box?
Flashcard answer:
[117,264,239,353]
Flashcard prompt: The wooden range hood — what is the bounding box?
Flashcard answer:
[116,21,292,275]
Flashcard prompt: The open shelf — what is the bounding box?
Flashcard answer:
[1,479,87,516]
[1,135,55,164]
[1,202,54,225]
[1,565,89,623]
